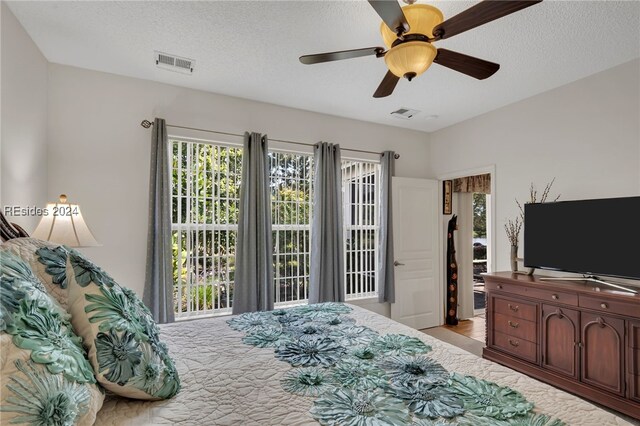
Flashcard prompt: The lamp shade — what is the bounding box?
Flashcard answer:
[32,195,100,247]
[384,41,437,78]
[380,4,444,49]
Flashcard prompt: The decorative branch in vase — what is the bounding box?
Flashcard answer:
[506,179,560,274]
[516,178,561,220]
[504,217,523,272]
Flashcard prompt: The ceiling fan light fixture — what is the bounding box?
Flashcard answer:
[384,41,437,79]
[380,4,444,48]
[300,0,541,98]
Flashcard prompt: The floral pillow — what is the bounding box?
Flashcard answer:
[1,237,71,308]
[65,250,180,400]
[0,274,104,425]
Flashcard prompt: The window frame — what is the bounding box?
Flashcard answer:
[171,137,244,320]
[269,148,314,307]
[342,158,381,301]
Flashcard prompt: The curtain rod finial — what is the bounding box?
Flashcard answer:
[141,120,153,129]
[394,153,400,160]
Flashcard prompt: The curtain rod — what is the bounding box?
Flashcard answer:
[140,120,400,159]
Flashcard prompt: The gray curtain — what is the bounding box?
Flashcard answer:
[309,142,345,304]
[378,151,396,303]
[144,118,175,323]
[232,132,274,314]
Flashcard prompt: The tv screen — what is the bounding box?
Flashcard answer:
[524,196,640,280]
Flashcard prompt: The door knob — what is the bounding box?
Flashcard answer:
[394,261,405,267]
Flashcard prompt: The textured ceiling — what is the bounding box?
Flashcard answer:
[7,1,640,132]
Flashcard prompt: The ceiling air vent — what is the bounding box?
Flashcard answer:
[390,108,420,120]
[155,51,195,75]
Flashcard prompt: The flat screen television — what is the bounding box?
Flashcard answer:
[524,196,640,280]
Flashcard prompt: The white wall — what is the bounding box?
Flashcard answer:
[430,59,640,274]
[0,2,48,230]
[47,64,431,305]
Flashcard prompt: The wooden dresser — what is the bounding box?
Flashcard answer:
[483,272,640,420]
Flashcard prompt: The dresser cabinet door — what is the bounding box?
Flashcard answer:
[629,320,640,402]
[541,304,579,379]
[581,312,625,396]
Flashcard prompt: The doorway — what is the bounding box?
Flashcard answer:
[473,192,488,316]
[438,167,495,336]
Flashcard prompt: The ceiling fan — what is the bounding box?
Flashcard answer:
[299,0,542,98]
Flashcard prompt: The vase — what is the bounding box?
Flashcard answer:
[510,245,519,272]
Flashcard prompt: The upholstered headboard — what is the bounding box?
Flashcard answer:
[0,211,30,242]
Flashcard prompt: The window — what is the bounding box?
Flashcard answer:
[171,140,241,319]
[270,151,313,306]
[171,138,381,318]
[342,160,381,299]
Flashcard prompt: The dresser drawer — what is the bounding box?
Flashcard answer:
[486,281,577,306]
[493,331,538,363]
[522,287,577,306]
[579,295,640,319]
[486,280,518,293]
[493,312,537,344]
[493,297,537,322]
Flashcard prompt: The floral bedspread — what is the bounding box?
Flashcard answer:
[95,304,633,426]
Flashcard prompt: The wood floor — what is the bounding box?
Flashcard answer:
[444,314,486,343]
[420,326,485,357]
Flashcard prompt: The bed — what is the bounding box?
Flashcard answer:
[94,304,633,426]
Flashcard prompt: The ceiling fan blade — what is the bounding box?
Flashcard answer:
[373,71,400,98]
[368,0,410,35]
[433,1,542,40]
[300,47,384,65]
[434,49,500,80]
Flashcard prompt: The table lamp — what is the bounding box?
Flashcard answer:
[32,194,100,247]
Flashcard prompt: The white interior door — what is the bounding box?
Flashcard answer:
[391,177,441,329]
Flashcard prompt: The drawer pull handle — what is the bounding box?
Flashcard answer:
[551,294,558,300]
[508,339,520,347]
[508,320,519,328]
[497,285,503,290]
[508,304,519,312]
[600,303,608,309]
